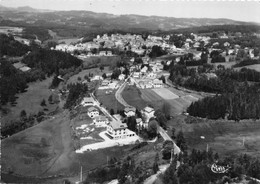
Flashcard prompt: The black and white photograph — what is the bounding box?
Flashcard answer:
[0,0,260,183]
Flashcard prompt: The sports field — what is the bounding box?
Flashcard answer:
[140,88,201,115]
[152,88,179,100]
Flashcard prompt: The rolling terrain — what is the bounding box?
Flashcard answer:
[0,5,259,40]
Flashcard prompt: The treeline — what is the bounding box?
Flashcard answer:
[0,34,30,57]
[22,48,82,76]
[233,59,260,68]
[22,26,51,41]
[169,64,260,93]
[64,83,89,109]
[0,59,28,105]
[187,83,260,120]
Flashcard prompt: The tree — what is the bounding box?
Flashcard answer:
[127,117,137,132]
[153,153,159,174]
[147,120,158,138]
[110,108,115,115]
[163,158,178,184]
[171,127,176,140]
[102,73,107,79]
[176,131,187,152]
[247,159,260,179]
[161,102,171,119]
[20,110,27,120]
[177,164,193,184]
[100,65,104,72]
[162,140,174,160]
[41,99,46,106]
[48,95,53,104]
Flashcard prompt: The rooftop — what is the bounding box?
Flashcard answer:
[144,106,154,113]
[88,106,98,112]
[109,119,127,130]
[124,106,136,113]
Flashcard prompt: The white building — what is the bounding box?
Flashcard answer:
[142,106,155,123]
[118,74,125,81]
[87,107,99,118]
[153,79,163,88]
[93,115,108,127]
[106,119,136,139]
[124,106,136,117]
[81,97,95,106]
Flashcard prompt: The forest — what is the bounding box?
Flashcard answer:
[168,62,260,120]
[0,34,30,57]
[22,48,82,76]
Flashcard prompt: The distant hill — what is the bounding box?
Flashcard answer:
[0,5,259,39]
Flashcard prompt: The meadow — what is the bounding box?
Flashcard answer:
[1,77,59,127]
[167,115,260,158]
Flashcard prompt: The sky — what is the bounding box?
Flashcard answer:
[1,0,260,23]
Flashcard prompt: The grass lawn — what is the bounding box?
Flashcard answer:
[1,77,59,127]
[167,115,260,158]
[122,85,147,110]
[96,89,124,112]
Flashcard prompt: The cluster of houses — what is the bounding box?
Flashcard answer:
[79,96,156,140]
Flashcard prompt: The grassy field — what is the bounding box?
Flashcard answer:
[152,88,179,100]
[1,77,59,127]
[96,89,125,112]
[81,56,121,68]
[167,115,260,158]
[1,110,133,183]
[122,85,148,110]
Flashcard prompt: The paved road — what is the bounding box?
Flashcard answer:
[144,164,169,184]
[114,74,133,107]
[158,126,181,155]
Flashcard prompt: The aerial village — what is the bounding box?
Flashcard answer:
[50,32,260,153]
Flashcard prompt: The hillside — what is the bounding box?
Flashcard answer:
[0,5,259,40]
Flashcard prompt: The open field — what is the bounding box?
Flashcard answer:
[58,38,80,44]
[96,89,124,112]
[1,110,133,183]
[67,67,111,84]
[1,77,59,127]
[167,115,260,158]
[152,88,179,100]
[211,61,236,69]
[234,64,260,72]
[122,85,147,110]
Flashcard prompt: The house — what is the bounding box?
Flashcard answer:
[142,106,155,122]
[101,79,110,86]
[91,75,103,81]
[81,97,95,106]
[118,74,125,81]
[136,118,144,128]
[141,66,148,74]
[19,66,31,72]
[133,72,141,78]
[153,79,163,88]
[93,115,108,127]
[124,106,136,117]
[147,72,157,79]
[87,107,99,118]
[106,119,136,139]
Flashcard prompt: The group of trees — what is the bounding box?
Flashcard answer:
[22,48,82,76]
[162,148,260,184]
[188,83,260,120]
[0,34,30,57]
[64,83,89,109]
[0,59,28,105]
[148,45,167,58]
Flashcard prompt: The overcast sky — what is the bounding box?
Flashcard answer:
[1,0,260,23]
